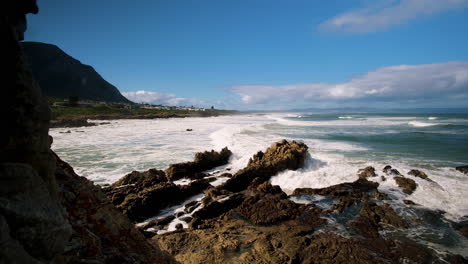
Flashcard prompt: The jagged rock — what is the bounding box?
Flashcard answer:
[221,140,308,192]
[394,176,417,194]
[455,166,468,174]
[381,176,386,181]
[408,169,431,181]
[112,168,167,189]
[54,153,172,263]
[358,166,377,179]
[293,178,379,199]
[165,147,232,181]
[389,169,401,175]
[115,179,212,222]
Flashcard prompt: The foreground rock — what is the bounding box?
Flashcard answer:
[1,4,173,262]
[221,140,308,192]
[153,177,465,263]
[166,147,232,181]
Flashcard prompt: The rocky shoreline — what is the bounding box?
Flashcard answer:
[50,111,237,128]
[99,140,468,263]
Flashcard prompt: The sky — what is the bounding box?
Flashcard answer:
[26,0,468,110]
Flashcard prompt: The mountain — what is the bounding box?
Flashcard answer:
[21,41,131,103]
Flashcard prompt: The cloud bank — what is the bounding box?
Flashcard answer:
[231,62,468,107]
[122,90,203,106]
[320,0,468,33]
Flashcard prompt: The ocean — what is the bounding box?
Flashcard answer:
[50,112,468,222]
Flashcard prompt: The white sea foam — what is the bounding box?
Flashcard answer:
[428,116,438,120]
[338,116,353,119]
[50,113,468,221]
[408,121,439,127]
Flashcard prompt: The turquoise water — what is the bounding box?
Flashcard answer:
[274,113,468,168]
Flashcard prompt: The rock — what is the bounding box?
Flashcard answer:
[221,140,308,192]
[359,202,408,229]
[394,176,417,194]
[112,168,167,189]
[54,153,172,263]
[389,168,401,176]
[358,166,376,179]
[175,223,184,230]
[50,117,96,128]
[237,191,302,225]
[293,178,379,199]
[455,165,468,174]
[180,216,193,223]
[186,129,193,131]
[139,216,176,231]
[403,200,417,205]
[380,176,386,181]
[383,165,392,173]
[176,211,185,218]
[408,169,430,181]
[192,193,245,221]
[166,147,232,181]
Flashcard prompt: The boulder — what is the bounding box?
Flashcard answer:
[165,147,232,181]
[394,176,417,194]
[358,166,377,179]
[383,165,392,173]
[221,140,308,192]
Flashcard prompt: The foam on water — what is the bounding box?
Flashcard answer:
[50,112,468,222]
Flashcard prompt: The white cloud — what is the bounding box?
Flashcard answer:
[231,62,468,106]
[319,0,468,33]
[122,90,203,106]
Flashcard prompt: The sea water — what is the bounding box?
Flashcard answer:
[50,112,468,221]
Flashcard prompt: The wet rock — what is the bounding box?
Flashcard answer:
[389,169,401,176]
[394,176,417,195]
[176,211,185,218]
[358,166,376,179]
[403,200,417,205]
[380,176,386,181]
[186,128,192,131]
[383,165,392,173]
[360,202,408,228]
[180,216,193,223]
[221,140,308,192]
[455,165,468,174]
[115,179,212,222]
[166,147,232,181]
[192,193,245,221]
[184,201,201,214]
[175,223,184,230]
[138,215,176,231]
[408,169,431,181]
[371,190,390,200]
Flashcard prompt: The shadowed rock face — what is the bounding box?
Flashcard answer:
[1,3,174,262]
[21,41,131,103]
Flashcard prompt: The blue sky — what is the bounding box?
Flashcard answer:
[27,0,468,110]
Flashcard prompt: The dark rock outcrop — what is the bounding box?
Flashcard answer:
[221,140,308,192]
[22,41,131,103]
[394,176,417,194]
[49,117,96,128]
[0,3,173,262]
[456,165,468,174]
[165,147,232,181]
